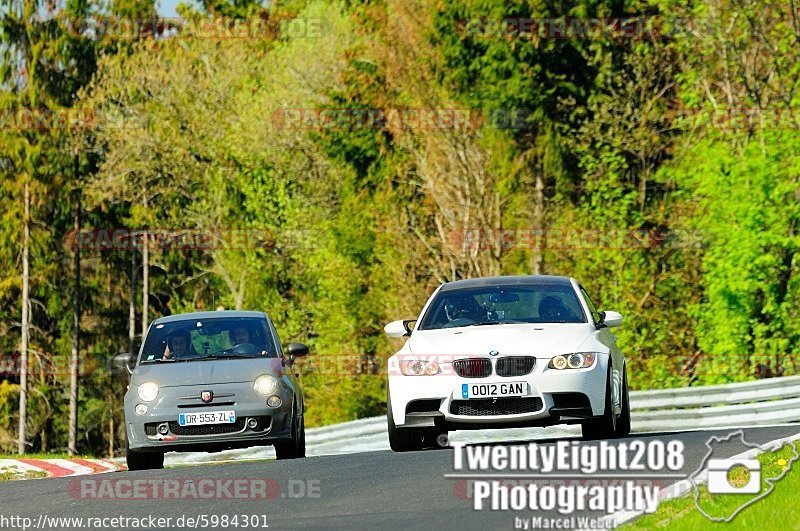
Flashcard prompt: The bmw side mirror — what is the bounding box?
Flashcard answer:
[384,319,416,338]
[597,310,623,328]
[595,311,606,329]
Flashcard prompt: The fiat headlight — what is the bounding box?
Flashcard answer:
[254,374,279,395]
[137,381,159,402]
[548,353,597,370]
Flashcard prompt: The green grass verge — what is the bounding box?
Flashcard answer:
[629,442,800,530]
[0,452,96,459]
[167,457,275,468]
[0,468,48,481]
[0,452,102,481]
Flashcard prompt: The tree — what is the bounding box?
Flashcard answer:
[1,0,68,454]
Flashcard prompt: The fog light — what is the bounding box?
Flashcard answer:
[247,418,258,429]
[134,404,148,416]
[158,423,169,435]
[267,395,282,408]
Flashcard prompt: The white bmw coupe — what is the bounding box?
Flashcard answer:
[384,275,630,451]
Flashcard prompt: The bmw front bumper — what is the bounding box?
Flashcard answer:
[388,354,610,430]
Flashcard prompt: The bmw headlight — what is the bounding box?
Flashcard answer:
[399,359,441,376]
[254,374,279,395]
[137,381,159,402]
[548,353,597,370]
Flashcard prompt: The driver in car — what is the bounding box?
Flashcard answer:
[162,329,195,360]
[538,295,574,322]
[227,325,266,356]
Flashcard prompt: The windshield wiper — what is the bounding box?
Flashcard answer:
[467,320,526,327]
[176,354,258,362]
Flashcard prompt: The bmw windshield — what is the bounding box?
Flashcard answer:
[418,284,587,330]
[138,317,279,363]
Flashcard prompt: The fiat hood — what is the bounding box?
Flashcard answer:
[130,357,285,387]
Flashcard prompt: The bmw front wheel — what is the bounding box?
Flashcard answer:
[387,390,424,452]
[581,365,618,440]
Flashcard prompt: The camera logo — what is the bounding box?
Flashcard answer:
[707,458,761,494]
[690,430,798,522]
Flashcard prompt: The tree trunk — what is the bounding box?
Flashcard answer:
[141,191,150,335]
[129,250,137,356]
[18,180,30,455]
[68,192,81,456]
[40,424,48,452]
[530,169,545,275]
[142,229,149,337]
[108,415,114,458]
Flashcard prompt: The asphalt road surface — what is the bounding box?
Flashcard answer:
[1,425,798,530]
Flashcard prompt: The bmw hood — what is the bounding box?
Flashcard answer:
[406,323,597,358]
[130,358,285,387]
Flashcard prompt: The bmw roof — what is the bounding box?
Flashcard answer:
[151,310,267,324]
[438,275,574,292]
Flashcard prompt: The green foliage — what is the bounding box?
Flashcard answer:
[666,134,800,381]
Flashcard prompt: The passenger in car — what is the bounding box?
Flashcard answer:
[444,294,486,323]
[232,325,251,345]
